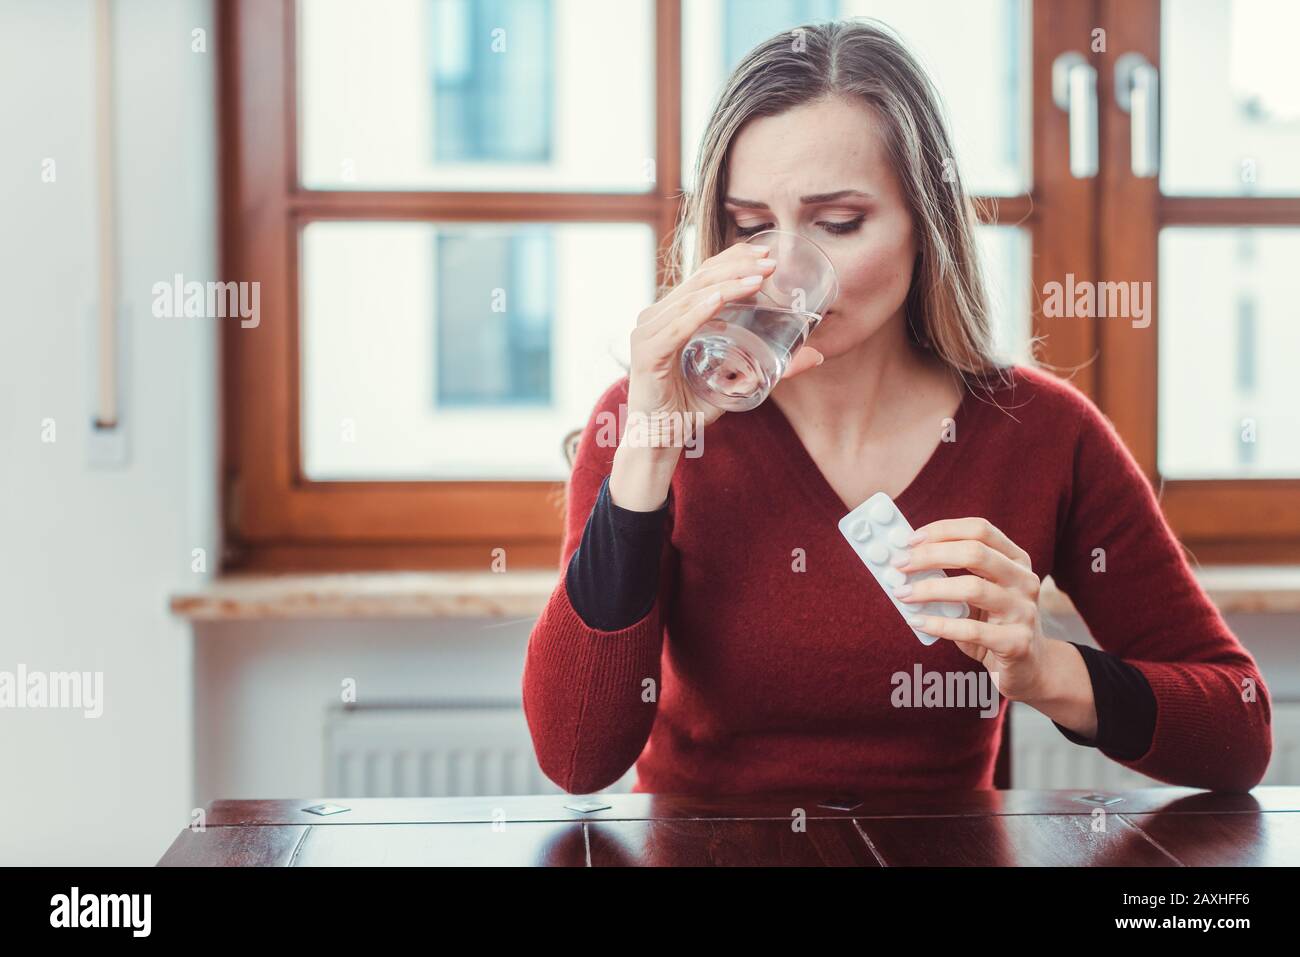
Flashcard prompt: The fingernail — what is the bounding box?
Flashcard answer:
[893,583,913,598]
[749,244,770,255]
[906,614,928,628]
[814,351,825,365]
[741,274,763,285]
[706,291,721,305]
[890,550,911,567]
[908,531,927,545]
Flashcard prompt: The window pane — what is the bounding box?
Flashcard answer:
[974,225,1032,364]
[300,222,654,480]
[1159,228,1300,478]
[683,0,1029,196]
[431,0,551,164]
[1162,0,1300,195]
[298,0,655,191]
[435,228,554,405]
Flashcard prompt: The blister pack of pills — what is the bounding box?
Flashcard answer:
[837,492,968,646]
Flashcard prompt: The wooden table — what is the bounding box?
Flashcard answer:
[159,787,1300,866]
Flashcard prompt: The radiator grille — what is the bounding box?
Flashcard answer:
[323,702,1298,797]
[1010,701,1300,788]
[323,704,637,797]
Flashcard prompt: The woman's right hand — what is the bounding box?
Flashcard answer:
[610,241,823,511]
[626,241,812,431]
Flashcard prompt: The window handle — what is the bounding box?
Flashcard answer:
[1052,52,1098,179]
[1116,52,1160,178]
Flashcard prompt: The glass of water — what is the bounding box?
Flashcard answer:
[680,229,839,412]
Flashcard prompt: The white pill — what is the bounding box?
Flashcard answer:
[887,526,911,548]
[865,541,890,565]
[851,518,872,542]
[869,501,894,524]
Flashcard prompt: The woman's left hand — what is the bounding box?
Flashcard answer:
[891,517,1047,701]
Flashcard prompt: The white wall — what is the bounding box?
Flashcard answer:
[0,0,216,865]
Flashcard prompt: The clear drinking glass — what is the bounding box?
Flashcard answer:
[680,229,839,412]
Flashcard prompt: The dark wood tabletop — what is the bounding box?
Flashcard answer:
[158,787,1300,866]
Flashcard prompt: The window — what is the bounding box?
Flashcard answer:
[297,0,655,191]
[299,220,653,481]
[221,0,1297,571]
[1098,0,1300,561]
[224,0,670,570]
[1157,228,1300,479]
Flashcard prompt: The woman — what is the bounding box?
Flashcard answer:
[522,19,1271,796]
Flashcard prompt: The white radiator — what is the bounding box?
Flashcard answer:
[1010,701,1300,788]
[323,705,637,797]
[323,702,1299,798]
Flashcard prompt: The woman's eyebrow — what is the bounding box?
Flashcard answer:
[723,189,873,208]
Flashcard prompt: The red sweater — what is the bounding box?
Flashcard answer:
[522,364,1272,794]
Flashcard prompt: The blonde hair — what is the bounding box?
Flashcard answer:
[662,18,1017,386]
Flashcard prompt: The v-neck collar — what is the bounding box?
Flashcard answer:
[753,377,982,526]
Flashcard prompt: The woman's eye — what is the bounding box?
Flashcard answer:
[818,215,866,235]
[734,216,865,238]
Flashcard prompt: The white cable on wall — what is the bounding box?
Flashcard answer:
[94,0,118,429]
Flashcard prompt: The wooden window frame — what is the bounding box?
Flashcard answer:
[221,0,1284,572]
